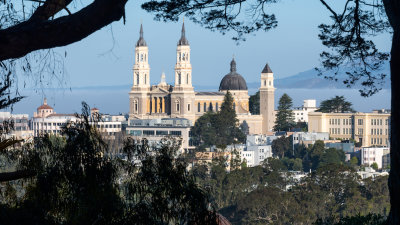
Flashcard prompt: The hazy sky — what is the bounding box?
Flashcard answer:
[10,0,392,114]
[37,0,390,88]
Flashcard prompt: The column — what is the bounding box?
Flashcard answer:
[162,97,165,113]
[152,97,155,114]
[147,98,150,113]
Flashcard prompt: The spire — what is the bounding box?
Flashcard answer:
[136,23,147,47]
[262,63,273,73]
[230,57,237,73]
[159,72,167,85]
[178,19,189,46]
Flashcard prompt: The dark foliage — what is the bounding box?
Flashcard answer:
[0,103,218,225]
[274,93,295,132]
[316,96,355,113]
[191,91,245,148]
[249,91,260,115]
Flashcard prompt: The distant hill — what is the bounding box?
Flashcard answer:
[248,61,390,90]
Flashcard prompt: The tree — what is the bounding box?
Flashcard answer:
[350,156,359,167]
[271,136,291,159]
[274,93,295,132]
[371,162,379,171]
[191,91,245,148]
[240,120,249,135]
[0,103,218,224]
[316,96,355,113]
[249,91,260,115]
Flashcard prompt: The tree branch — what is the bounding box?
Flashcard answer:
[0,0,128,61]
[29,0,73,21]
[0,169,35,182]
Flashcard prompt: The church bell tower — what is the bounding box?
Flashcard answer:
[171,20,195,122]
[129,24,150,119]
[260,63,275,133]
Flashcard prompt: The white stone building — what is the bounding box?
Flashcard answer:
[292,99,318,123]
[0,112,32,141]
[31,99,79,137]
[361,147,390,169]
[126,118,192,152]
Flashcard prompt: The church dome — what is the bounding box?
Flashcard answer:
[219,58,248,91]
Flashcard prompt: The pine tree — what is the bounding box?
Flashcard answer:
[274,93,295,131]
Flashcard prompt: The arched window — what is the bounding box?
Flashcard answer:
[198,103,200,112]
[269,81,272,86]
[178,73,181,85]
[177,102,180,112]
[182,53,185,61]
[144,74,147,84]
[216,102,219,111]
[209,102,213,111]
[203,103,206,112]
[264,80,267,86]
[188,104,191,111]
[178,53,181,62]
[136,73,140,85]
[140,54,144,62]
[137,53,139,62]
[134,100,138,113]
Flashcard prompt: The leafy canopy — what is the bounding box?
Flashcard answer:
[316,95,355,113]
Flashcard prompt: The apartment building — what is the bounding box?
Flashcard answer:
[126,118,193,152]
[308,111,390,147]
[292,99,318,123]
[0,112,32,141]
[361,147,390,169]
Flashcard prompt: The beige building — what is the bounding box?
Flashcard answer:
[128,22,275,134]
[308,112,390,147]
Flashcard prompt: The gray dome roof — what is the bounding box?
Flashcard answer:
[136,24,147,47]
[219,58,248,91]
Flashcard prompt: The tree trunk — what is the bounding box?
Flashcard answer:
[388,29,400,225]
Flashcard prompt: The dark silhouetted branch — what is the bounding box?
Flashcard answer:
[0,0,128,60]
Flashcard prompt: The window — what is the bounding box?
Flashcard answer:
[140,54,143,61]
[134,101,138,112]
[198,103,200,112]
[216,102,219,111]
[187,74,189,84]
[170,131,182,136]
[264,80,266,86]
[188,104,191,111]
[176,103,180,112]
[145,74,147,84]
[156,130,168,135]
[269,81,272,86]
[136,73,139,85]
[204,103,207,112]
[209,102,213,111]
[178,73,181,84]
[143,130,155,136]
[358,119,363,125]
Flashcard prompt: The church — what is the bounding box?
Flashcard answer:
[128,22,275,134]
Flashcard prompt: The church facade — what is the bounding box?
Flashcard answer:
[128,22,275,134]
